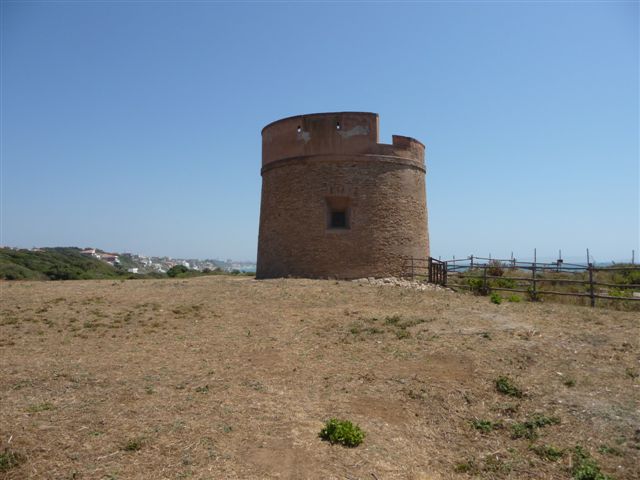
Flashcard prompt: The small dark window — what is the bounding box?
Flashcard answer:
[330,210,347,228]
[326,196,351,230]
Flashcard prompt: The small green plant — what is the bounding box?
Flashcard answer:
[608,288,631,298]
[507,294,521,303]
[512,422,538,440]
[467,277,488,295]
[454,460,479,474]
[597,444,622,456]
[195,385,209,393]
[527,287,541,302]
[27,402,54,413]
[487,260,505,277]
[384,315,401,325]
[490,292,502,305]
[0,448,24,472]
[571,446,612,480]
[319,418,365,447]
[471,419,500,433]
[511,415,560,440]
[493,278,516,289]
[396,329,411,339]
[495,376,523,397]
[530,444,564,461]
[123,437,144,452]
[564,378,576,387]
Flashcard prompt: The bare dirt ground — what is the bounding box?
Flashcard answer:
[1,276,638,479]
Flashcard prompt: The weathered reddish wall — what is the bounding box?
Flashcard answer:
[257,112,429,279]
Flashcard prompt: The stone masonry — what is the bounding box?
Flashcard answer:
[256,112,429,279]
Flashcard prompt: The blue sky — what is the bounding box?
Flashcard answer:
[1,1,638,263]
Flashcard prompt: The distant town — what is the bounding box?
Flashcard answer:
[4,246,257,274]
[78,248,256,274]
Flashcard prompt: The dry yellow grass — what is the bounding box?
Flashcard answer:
[0,276,638,479]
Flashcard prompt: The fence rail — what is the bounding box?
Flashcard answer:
[402,255,640,308]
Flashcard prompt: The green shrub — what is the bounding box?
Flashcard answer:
[507,294,522,302]
[0,448,24,472]
[527,287,541,302]
[167,265,190,278]
[511,415,560,440]
[396,329,411,339]
[495,376,523,397]
[487,260,505,277]
[467,277,488,295]
[608,288,631,298]
[490,292,502,305]
[471,419,500,433]
[571,446,612,480]
[493,278,516,289]
[530,444,564,461]
[384,315,402,325]
[598,444,622,456]
[123,437,144,452]
[319,418,365,447]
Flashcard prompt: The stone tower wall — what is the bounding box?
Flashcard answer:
[257,112,429,279]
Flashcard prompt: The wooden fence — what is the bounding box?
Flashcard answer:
[402,255,640,307]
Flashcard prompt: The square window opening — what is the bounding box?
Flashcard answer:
[331,210,347,229]
[326,196,351,230]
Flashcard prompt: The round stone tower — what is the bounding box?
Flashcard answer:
[256,112,429,279]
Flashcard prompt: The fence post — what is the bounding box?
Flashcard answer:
[411,257,415,281]
[588,263,595,307]
[532,260,537,301]
[483,265,488,294]
[470,255,474,270]
[443,261,448,287]
[428,257,432,283]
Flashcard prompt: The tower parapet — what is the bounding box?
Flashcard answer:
[257,112,429,279]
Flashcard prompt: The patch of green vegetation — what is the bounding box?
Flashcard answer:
[395,329,411,339]
[483,454,512,474]
[625,367,638,379]
[608,288,632,298]
[0,448,24,472]
[194,385,209,393]
[27,402,54,413]
[319,418,365,447]
[492,278,516,289]
[530,444,564,461]
[0,247,126,280]
[123,437,144,452]
[564,377,576,387]
[471,419,500,433]
[454,460,479,474]
[511,415,560,440]
[490,292,502,304]
[466,277,488,295]
[384,314,402,325]
[598,444,622,456]
[527,286,541,302]
[495,376,523,397]
[507,294,522,303]
[572,446,613,480]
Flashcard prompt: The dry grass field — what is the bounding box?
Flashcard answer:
[1,276,638,479]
